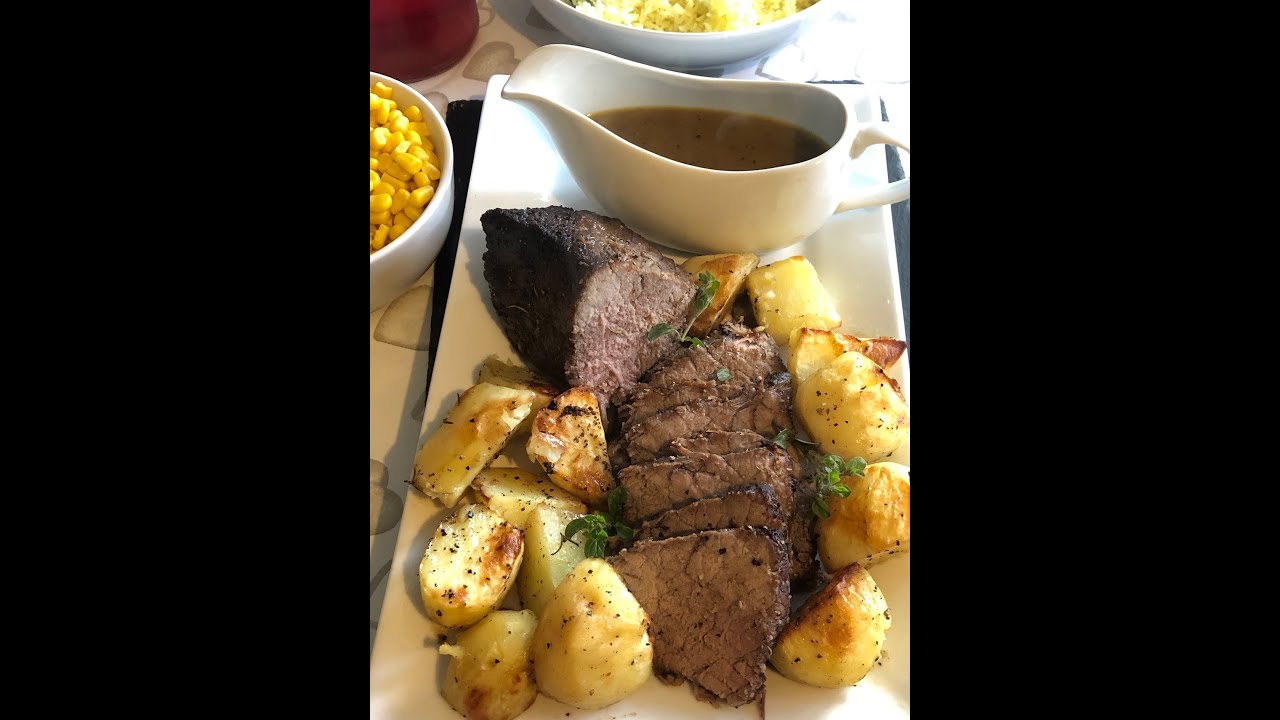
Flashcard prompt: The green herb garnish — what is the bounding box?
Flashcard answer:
[809,453,867,518]
[714,367,731,382]
[561,485,634,558]
[648,271,720,347]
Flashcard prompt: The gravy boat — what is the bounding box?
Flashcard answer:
[502,44,910,255]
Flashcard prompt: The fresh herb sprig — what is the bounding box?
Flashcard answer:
[647,271,721,348]
[561,486,634,558]
[771,429,865,517]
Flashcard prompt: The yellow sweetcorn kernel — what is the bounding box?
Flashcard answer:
[405,105,423,122]
[370,193,393,213]
[405,129,423,146]
[372,182,395,197]
[373,82,394,99]
[394,140,411,155]
[393,211,412,227]
[369,157,379,170]
[413,172,430,188]
[390,188,411,214]
[376,102,390,124]
[372,224,391,250]
[394,152,423,175]
[370,211,392,225]
[370,127,390,151]
[389,224,409,241]
[392,115,410,133]
[381,173,408,192]
[410,185,434,208]
[370,93,381,110]
[404,204,423,221]
[423,162,441,181]
[386,131,405,149]
[408,145,430,162]
[382,160,412,181]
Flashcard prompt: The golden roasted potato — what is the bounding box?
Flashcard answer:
[794,350,909,461]
[818,461,910,572]
[531,558,653,709]
[789,327,908,385]
[526,387,614,505]
[770,563,891,688]
[413,383,536,507]
[440,609,538,720]
[477,355,561,434]
[745,256,841,345]
[682,253,759,337]
[420,502,524,628]
[517,503,586,617]
[472,468,588,529]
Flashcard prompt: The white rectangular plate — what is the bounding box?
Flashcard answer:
[371,75,910,719]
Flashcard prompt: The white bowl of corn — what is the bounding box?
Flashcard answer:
[370,71,454,312]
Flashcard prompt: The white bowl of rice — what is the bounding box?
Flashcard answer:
[529,0,843,71]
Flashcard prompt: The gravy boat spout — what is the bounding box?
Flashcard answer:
[501,45,910,255]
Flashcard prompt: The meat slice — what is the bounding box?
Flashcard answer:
[633,484,785,542]
[669,430,773,456]
[616,378,793,466]
[618,446,795,525]
[481,206,697,402]
[609,528,791,707]
[621,374,787,432]
[640,322,786,392]
[788,479,820,586]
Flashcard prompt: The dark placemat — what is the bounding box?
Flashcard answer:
[430,91,910,379]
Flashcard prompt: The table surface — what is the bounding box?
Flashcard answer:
[370,0,910,654]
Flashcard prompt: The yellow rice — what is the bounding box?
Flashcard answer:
[573,0,819,33]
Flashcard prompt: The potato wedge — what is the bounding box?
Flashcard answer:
[745,256,841,345]
[682,253,759,337]
[794,350,909,461]
[817,461,910,572]
[440,609,538,720]
[413,383,536,507]
[532,558,653,709]
[420,502,524,628]
[477,355,561,434]
[517,503,586,617]
[472,468,588,529]
[526,387,614,505]
[788,327,908,385]
[770,563,891,688]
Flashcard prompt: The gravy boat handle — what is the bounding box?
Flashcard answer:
[835,122,911,213]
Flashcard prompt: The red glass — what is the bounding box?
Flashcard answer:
[370,0,480,82]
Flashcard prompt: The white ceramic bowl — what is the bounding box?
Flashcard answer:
[370,71,455,313]
[528,0,843,71]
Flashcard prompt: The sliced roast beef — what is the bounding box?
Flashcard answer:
[669,430,773,456]
[618,446,795,525]
[633,484,785,542]
[621,374,788,432]
[609,528,790,707]
[640,321,786,392]
[788,479,820,585]
[616,380,794,466]
[481,206,697,402]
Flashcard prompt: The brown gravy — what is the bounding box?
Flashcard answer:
[588,106,830,172]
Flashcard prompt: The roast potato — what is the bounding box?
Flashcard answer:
[439,609,538,720]
[472,468,588,529]
[526,387,614,505]
[770,563,891,688]
[477,355,561,434]
[420,502,524,627]
[682,253,759,337]
[517,503,586,617]
[531,558,653,709]
[818,461,910,572]
[794,350,909,461]
[789,327,908,385]
[413,383,536,507]
[745,256,841,345]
